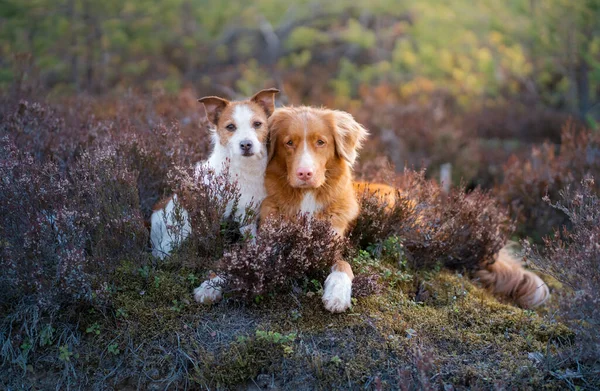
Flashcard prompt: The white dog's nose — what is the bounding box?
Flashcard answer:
[240,139,253,155]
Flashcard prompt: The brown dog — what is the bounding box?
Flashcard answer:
[261,106,548,311]
[260,106,368,312]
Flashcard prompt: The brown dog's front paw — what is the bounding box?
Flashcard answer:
[322,271,352,313]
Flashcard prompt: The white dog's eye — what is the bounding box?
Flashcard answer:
[286,140,294,147]
[226,124,236,131]
[316,140,326,146]
[253,121,262,128]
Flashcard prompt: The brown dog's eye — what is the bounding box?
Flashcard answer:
[286,140,293,147]
[316,140,326,146]
[226,124,236,131]
[253,121,262,128]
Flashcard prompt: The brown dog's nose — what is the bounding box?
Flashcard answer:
[297,168,313,180]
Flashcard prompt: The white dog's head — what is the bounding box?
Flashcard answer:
[199,88,279,161]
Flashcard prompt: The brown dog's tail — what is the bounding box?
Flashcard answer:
[476,247,550,308]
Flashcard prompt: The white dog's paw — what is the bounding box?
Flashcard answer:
[322,271,352,313]
[193,275,224,304]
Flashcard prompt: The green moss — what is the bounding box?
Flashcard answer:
[70,259,575,389]
[109,261,201,338]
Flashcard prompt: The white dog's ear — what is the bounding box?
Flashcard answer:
[251,88,279,117]
[329,110,369,166]
[198,96,229,125]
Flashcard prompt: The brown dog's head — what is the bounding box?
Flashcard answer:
[268,107,368,188]
[198,88,279,160]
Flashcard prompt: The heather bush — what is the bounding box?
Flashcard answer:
[523,178,600,383]
[497,122,600,240]
[351,169,514,271]
[115,122,202,217]
[162,163,249,268]
[0,136,84,308]
[357,93,482,185]
[2,95,215,220]
[0,100,74,164]
[0,137,148,308]
[221,216,343,300]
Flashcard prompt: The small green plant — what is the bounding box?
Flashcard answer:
[352,245,412,289]
[351,250,379,273]
[115,308,128,318]
[86,323,101,335]
[58,345,74,362]
[290,309,302,321]
[421,262,443,281]
[170,299,184,312]
[255,330,297,344]
[381,236,406,265]
[254,330,297,355]
[154,275,161,288]
[187,273,199,286]
[310,279,322,291]
[107,344,120,355]
[40,324,55,347]
[20,339,32,354]
[138,265,150,278]
[330,355,342,365]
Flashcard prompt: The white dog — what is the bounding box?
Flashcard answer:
[149,88,279,303]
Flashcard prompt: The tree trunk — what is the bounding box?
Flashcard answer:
[67,0,79,91]
[576,59,590,118]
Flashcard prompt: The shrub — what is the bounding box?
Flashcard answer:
[0,95,211,219]
[497,121,600,240]
[0,136,83,308]
[0,137,148,309]
[0,132,149,379]
[351,169,514,271]
[0,100,74,164]
[357,93,481,185]
[221,216,344,300]
[523,178,600,382]
[164,163,249,268]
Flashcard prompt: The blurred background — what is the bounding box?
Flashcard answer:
[2,1,598,116]
[1,0,599,236]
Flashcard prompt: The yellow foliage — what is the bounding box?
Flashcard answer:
[342,19,377,49]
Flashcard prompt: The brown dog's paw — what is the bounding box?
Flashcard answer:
[322,271,352,313]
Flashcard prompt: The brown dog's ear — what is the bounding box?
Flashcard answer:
[266,131,277,163]
[198,96,229,125]
[266,107,289,162]
[329,110,369,166]
[251,88,279,117]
